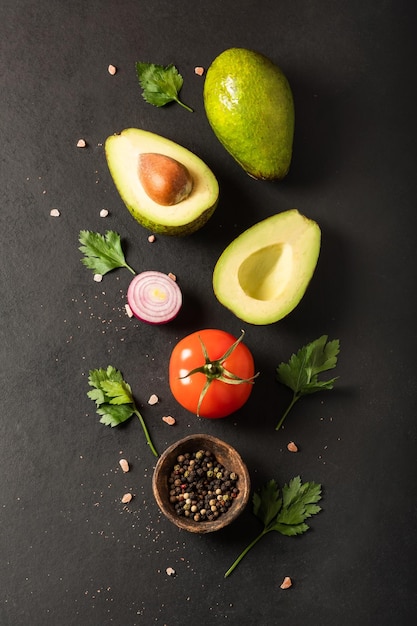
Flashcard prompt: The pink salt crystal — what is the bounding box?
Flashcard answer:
[119,458,129,473]
[280,576,292,589]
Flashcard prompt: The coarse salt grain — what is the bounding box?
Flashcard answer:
[108,64,117,75]
[194,66,204,76]
[93,274,103,282]
[121,493,133,504]
[125,303,133,318]
[50,208,60,217]
[119,458,129,473]
[147,234,155,243]
[100,209,109,218]
[162,415,176,426]
[280,576,292,589]
[148,394,159,405]
[166,567,176,576]
[77,139,86,148]
[287,441,298,453]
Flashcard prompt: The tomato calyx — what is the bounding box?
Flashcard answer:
[179,330,259,416]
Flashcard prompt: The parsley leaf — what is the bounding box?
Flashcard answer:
[224,476,322,577]
[276,335,340,431]
[79,230,136,276]
[135,62,193,112]
[253,479,282,527]
[87,366,158,457]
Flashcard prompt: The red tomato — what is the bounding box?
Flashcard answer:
[169,329,257,419]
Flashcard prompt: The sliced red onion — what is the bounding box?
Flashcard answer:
[127,271,182,324]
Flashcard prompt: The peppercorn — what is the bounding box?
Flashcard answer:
[167,449,240,522]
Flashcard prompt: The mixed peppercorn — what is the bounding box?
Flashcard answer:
[168,450,239,522]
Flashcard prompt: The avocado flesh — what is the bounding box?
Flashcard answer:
[203,48,294,180]
[105,128,219,235]
[212,210,321,325]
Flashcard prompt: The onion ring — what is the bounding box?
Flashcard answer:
[127,271,182,324]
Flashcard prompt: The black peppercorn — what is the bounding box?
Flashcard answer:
[168,450,240,523]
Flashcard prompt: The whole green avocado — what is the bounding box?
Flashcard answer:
[203,48,294,180]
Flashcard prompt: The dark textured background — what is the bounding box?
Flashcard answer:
[1,1,416,624]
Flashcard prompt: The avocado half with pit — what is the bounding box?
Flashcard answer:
[212,210,321,325]
[105,128,219,236]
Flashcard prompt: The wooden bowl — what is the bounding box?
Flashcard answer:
[152,434,251,533]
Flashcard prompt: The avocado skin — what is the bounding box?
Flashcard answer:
[125,202,218,237]
[204,48,294,180]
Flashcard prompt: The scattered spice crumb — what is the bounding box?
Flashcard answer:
[194,66,204,76]
[93,274,103,283]
[108,64,117,75]
[119,458,130,473]
[166,567,176,576]
[168,272,177,282]
[280,576,292,589]
[287,441,298,453]
[121,493,133,504]
[125,303,134,318]
[148,394,159,405]
[162,415,176,426]
[147,234,155,243]
[77,139,86,148]
[50,208,60,217]
[99,209,109,218]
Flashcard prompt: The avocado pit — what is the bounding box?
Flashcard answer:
[138,153,193,206]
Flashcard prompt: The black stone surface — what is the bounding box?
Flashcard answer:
[1,1,417,624]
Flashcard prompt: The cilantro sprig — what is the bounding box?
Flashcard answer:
[79,230,136,276]
[224,476,322,577]
[87,366,158,457]
[135,62,193,112]
[276,335,340,431]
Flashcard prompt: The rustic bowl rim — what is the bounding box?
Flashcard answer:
[152,433,251,533]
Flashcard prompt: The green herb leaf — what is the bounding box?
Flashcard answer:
[275,335,340,430]
[273,476,322,529]
[224,476,322,577]
[79,230,136,276]
[87,366,158,456]
[135,62,193,112]
[97,403,135,428]
[253,480,282,528]
[100,379,134,405]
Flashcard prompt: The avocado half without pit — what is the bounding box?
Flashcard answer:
[105,128,219,235]
[212,210,321,325]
